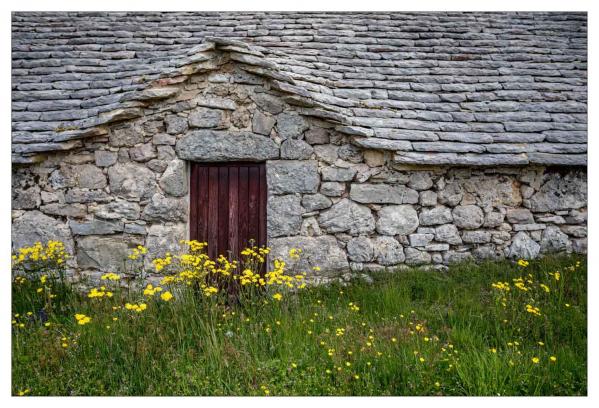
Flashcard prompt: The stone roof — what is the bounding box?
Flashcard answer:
[12,12,587,166]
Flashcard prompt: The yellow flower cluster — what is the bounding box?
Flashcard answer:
[125,302,147,312]
[14,276,27,285]
[264,259,306,289]
[517,259,529,267]
[101,273,120,281]
[87,287,113,299]
[74,314,91,325]
[153,253,173,272]
[348,302,360,312]
[491,281,510,292]
[202,286,218,297]
[513,277,530,292]
[12,240,68,266]
[160,291,173,301]
[180,239,208,252]
[288,248,302,259]
[241,246,270,263]
[525,304,541,316]
[128,245,148,260]
[143,284,163,297]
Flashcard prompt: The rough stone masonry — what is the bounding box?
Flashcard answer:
[11,12,587,282]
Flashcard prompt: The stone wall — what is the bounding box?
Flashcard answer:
[11,64,587,281]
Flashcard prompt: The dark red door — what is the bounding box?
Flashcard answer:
[189,162,267,261]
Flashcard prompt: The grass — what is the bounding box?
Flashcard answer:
[12,252,586,396]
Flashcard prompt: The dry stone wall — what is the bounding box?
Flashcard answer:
[11,64,587,282]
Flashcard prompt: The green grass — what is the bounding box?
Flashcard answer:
[12,255,586,396]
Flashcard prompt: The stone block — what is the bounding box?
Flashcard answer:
[376,205,419,236]
[267,160,320,194]
[420,206,453,226]
[350,183,418,204]
[319,198,375,235]
[267,194,303,238]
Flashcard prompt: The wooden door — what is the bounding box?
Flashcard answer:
[189,162,267,261]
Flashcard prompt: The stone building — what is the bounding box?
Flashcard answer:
[11,12,587,280]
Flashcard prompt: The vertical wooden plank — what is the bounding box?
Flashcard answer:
[189,163,198,241]
[248,165,260,248]
[218,166,229,259]
[207,166,219,260]
[238,166,249,252]
[198,166,209,245]
[228,166,239,261]
[258,163,267,249]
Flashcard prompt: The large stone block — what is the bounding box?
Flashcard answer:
[404,247,431,265]
[461,230,492,244]
[437,181,463,207]
[92,199,140,220]
[76,235,134,272]
[54,164,107,189]
[145,224,186,266]
[506,208,534,224]
[321,167,357,182]
[268,235,349,275]
[350,183,418,204]
[267,160,319,194]
[109,126,144,147]
[252,111,276,136]
[465,176,522,207]
[320,182,345,197]
[529,171,587,212]
[12,186,41,209]
[318,198,375,235]
[435,224,462,245]
[142,193,187,222]
[376,205,419,236]
[408,172,433,191]
[276,112,309,139]
[540,225,572,253]
[159,159,188,197]
[129,143,157,163]
[267,194,303,238]
[280,139,313,160]
[12,210,74,254]
[301,193,332,212]
[95,150,118,167]
[70,218,124,236]
[176,130,279,162]
[108,162,157,200]
[509,232,540,259]
[373,236,405,265]
[41,203,87,218]
[347,236,374,262]
[188,107,223,128]
[453,205,484,229]
[420,206,453,226]
[165,114,188,135]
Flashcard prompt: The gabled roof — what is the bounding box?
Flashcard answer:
[12,12,587,166]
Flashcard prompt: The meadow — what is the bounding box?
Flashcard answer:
[12,241,586,396]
